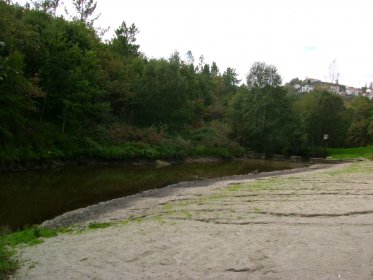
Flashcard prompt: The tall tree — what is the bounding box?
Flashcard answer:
[295,90,348,150]
[328,59,339,84]
[72,0,100,26]
[210,61,219,77]
[133,58,191,128]
[39,18,108,134]
[31,0,60,15]
[0,50,38,145]
[229,85,296,154]
[347,96,373,146]
[110,21,140,57]
[185,50,194,65]
[1,1,49,142]
[246,62,282,90]
[223,67,240,91]
[197,55,205,72]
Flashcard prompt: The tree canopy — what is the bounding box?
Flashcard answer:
[0,1,371,165]
[246,62,282,90]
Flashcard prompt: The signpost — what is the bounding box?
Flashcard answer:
[324,134,329,158]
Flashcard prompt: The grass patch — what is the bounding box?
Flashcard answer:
[183,210,193,219]
[328,145,373,160]
[0,219,139,279]
[226,178,280,192]
[151,215,165,224]
[254,207,263,213]
[0,243,16,280]
[0,226,62,279]
[161,203,174,213]
[327,162,372,176]
[192,193,224,205]
[2,227,58,247]
[227,185,242,192]
[119,220,130,226]
[87,222,111,230]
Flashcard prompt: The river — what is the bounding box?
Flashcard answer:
[0,159,303,230]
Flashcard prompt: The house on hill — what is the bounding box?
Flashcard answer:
[346,87,361,96]
[286,76,364,97]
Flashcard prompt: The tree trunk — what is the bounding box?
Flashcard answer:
[40,79,50,123]
[61,105,68,135]
[39,92,48,122]
[61,95,70,135]
[262,105,268,132]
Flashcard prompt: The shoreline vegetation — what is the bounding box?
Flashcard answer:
[328,145,373,160]
[2,144,370,173]
[0,140,246,173]
[2,1,373,175]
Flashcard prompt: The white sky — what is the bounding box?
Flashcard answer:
[16,0,373,87]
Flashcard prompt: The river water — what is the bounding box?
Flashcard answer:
[0,159,302,230]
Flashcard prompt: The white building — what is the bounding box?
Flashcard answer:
[329,85,340,94]
[301,85,314,93]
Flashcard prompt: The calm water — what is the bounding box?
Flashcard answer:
[0,159,302,229]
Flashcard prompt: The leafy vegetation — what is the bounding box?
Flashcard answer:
[1,1,373,169]
[328,146,373,160]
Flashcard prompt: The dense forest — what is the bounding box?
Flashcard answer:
[1,1,373,165]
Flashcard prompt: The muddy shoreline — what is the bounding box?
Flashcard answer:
[41,163,335,229]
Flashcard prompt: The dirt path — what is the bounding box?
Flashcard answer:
[13,161,373,279]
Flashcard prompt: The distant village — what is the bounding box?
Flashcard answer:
[286,78,373,99]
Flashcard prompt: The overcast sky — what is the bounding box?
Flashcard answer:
[16,0,373,87]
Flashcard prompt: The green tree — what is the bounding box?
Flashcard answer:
[110,21,140,57]
[246,61,282,90]
[99,48,143,120]
[0,2,45,147]
[2,1,316,163]
[288,77,301,85]
[0,50,38,145]
[295,90,348,151]
[228,62,297,155]
[222,67,240,91]
[31,0,60,15]
[185,50,194,65]
[229,85,296,155]
[38,18,108,134]
[133,58,191,128]
[347,96,373,146]
[205,66,240,121]
[72,0,100,26]
[210,61,219,77]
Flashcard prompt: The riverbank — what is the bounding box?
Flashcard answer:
[0,155,240,173]
[1,159,305,231]
[10,160,373,279]
[0,137,245,173]
[39,163,329,229]
[2,141,355,174]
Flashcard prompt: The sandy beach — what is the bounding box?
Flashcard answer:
[12,161,373,279]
